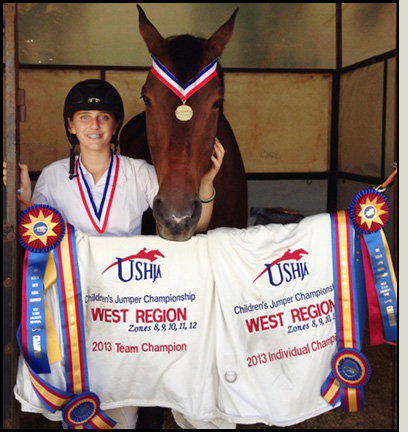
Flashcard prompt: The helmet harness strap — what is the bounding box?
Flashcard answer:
[69,144,78,180]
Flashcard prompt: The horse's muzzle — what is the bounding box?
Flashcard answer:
[152,195,202,241]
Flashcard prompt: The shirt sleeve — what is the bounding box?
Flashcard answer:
[31,170,50,205]
[142,162,159,208]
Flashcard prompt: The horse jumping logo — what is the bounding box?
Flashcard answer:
[102,248,165,274]
[253,248,309,285]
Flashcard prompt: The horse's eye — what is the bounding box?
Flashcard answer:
[212,98,224,109]
[141,95,151,107]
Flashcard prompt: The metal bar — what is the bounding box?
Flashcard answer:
[326,3,342,213]
[3,3,21,429]
[15,49,395,76]
[391,6,398,428]
[381,60,388,180]
[4,3,19,225]
[340,49,396,74]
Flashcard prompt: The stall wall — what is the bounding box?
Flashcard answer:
[342,3,396,67]
[14,69,332,176]
[224,73,331,173]
[15,3,337,69]
[338,2,396,238]
[3,3,397,222]
[337,54,396,251]
[338,58,395,178]
[14,4,395,69]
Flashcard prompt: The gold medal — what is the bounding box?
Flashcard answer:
[175,102,193,121]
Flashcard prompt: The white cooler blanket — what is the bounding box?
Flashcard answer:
[208,214,337,426]
[15,232,220,423]
[15,214,338,427]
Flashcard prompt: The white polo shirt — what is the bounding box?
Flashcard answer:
[32,155,159,236]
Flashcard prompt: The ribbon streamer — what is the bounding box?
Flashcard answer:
[321,211,369,412]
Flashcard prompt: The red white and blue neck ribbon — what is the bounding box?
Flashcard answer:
[151,54,218,102]
[76,151,120,234]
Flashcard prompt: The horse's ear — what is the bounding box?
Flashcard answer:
[137,4,167,57]
[205,8,239,60]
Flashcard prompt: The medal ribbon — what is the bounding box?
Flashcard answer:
[18,224,116,428]
[321,211,369,412]
[151,54,218,103]
[76,152,119,234]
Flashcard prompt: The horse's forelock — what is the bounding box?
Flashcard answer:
[166,35,204,83]
[166,35,224,88]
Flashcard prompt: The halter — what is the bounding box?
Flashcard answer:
[150,54,218,121]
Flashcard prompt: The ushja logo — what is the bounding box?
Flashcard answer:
[102,248,165,283]
[253,248,309,287]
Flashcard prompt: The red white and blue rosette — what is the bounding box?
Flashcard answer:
[348,189,389,234]
[18,204,65,252]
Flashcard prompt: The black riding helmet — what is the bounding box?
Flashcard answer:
[63,79,124,179]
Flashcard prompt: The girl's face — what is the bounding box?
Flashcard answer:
[68,110,117,153]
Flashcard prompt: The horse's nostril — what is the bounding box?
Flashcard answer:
[152,196,166,222]
[191,199,202,222]
[153,197,161,212]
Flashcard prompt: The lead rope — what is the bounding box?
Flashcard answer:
[376,163,397,192]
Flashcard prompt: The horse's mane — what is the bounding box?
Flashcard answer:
[166,35,225,89]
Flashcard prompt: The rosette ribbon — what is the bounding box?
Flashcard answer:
[17,205,116,428]
[18,205,66,373]
[349,189,397,345]
[321,189,397,412]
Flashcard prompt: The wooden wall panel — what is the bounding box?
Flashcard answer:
[339,63,383,177]
[224,72,332,173]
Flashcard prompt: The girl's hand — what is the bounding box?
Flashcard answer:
[201,138,225,187]
[195,138,225,232]
[3,161,32,208]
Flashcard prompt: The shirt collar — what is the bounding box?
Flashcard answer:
[77,152,125,186]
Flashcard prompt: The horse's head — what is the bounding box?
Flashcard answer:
[137,5,238,241]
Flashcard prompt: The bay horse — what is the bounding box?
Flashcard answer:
[120,5,248,241]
